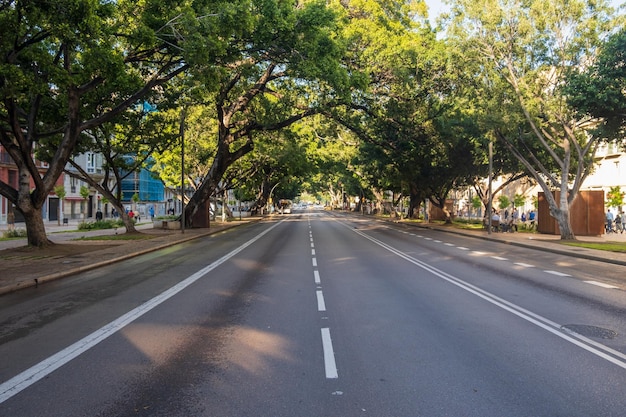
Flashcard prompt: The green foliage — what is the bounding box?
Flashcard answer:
[513,194,526,208]
[78,219,124,230]
[471,196,482,210]
[498,195,511,210]
[564,29,626,140]
[606,186,625,209]
[2,229,28,239]
[54,185,66,199]
[79,186,90,200]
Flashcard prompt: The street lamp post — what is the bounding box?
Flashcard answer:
[180,107,186,234]
[488,141,493,235]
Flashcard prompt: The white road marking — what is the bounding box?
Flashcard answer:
[312,249,316,256]
[311,242,315,248]
[321,328,338,378]
[545,270,571,277]
[491,256,509,261]
[317,290,327,311]
[457,247,469,250]
[0,220,285,404]
[472,251,487,256]
[314,270,321,284]
[585,281,619,289]
[514,262,535,268]
[444,243,455,246]
[312,258,318,267]
[343,221,626,371]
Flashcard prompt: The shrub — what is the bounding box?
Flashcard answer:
[2,228,28,239]
[78,219,124,230]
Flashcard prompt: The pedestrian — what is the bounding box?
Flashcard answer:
[615,212,623,234]
[149,206,155,220]
[95,209,103,221]
[511,208,519,232]
[528,210,536,230]
[606,209,614,233]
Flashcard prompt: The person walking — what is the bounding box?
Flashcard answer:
[615,212,623,234]
[606,209,614,233]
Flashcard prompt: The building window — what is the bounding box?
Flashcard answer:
[86,152,96,173]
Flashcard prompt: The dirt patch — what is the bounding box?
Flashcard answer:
[0,243,116,260]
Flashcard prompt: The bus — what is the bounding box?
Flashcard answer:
[278,199,292,214]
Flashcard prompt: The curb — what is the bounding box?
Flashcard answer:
[0,221,255,296]
[400,221,626,267]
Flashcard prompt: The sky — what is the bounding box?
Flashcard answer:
[423,0,625,20]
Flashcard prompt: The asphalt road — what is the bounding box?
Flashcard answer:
[1,212,626,416]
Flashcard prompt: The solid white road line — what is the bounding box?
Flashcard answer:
[0,220,284,404]
[321,328,338,379]
[343,221,626,371]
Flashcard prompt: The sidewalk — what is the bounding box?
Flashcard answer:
[0,218,258,295]
[397,219,626,267]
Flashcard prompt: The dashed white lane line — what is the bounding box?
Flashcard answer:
[321,328,339,379]
[585,280,619,289]
[545,270,571,277]
[395,228,618,288]
[316,290,327,311]
[312,258,317,267]
[314,270,321,285]
[312,249,316,256]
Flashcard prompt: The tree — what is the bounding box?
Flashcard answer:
[565,29,626,141]
[606,186,625,210]
[79,185,90,220]
[53,185,66,226]
[448,0,616,240]
[180,0,353,226]
[0,0,203,246]
[66,105,180,233]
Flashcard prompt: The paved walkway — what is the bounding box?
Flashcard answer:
[0,215,625,296]
[397,219,626,266]
[0,218,256,295]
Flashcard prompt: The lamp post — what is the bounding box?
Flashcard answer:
[180,106,186,234]
[487,141,493,235]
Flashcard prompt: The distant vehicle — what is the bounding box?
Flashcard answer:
[278,199,292,214]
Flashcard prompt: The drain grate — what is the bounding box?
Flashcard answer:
[561,324,618,339]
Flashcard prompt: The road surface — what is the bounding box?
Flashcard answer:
[1,212,625,416]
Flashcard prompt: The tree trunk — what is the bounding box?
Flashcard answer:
[551,205,576,240]
[119,211,138,233]
[22,206,52,247]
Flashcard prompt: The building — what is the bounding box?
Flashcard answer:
[0,145,63,225]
